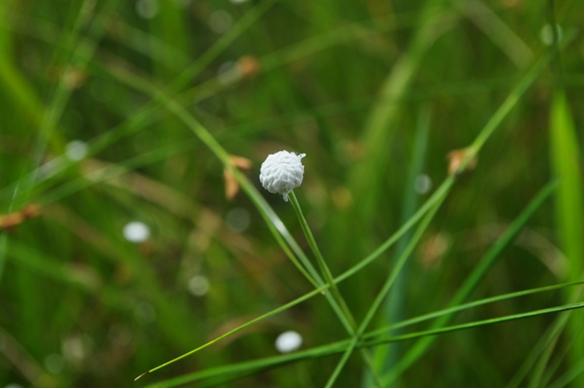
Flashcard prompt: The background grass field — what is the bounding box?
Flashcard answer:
[0,0,583,387]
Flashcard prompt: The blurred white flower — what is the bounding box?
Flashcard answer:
[188,275,210,297]
[123,221,150,243]
[230,0,248,4]
[414,174,432,194]
[65,140,88,161]
[259,150,306,201]
[275,330,303,353]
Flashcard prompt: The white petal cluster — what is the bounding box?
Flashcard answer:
[259,150,306,201]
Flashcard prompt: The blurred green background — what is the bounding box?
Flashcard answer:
[0,0,583,387]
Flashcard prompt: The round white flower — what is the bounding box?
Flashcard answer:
[275,330,302,353]
[259,150,306,201]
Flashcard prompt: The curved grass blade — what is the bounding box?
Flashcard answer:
[382,180,557,384]
[150,300,584,387]
[325,184,448,387]
[288,191,383,385]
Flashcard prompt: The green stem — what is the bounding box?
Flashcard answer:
[326,186,448,387]
[288,190,383,386]
[289,191,354,326]
[150,301,584,387]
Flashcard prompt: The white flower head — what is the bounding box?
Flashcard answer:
[275,330,303,353]
[259,150,306,201]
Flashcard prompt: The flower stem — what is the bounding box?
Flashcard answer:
[288,191,383,386]
[288,191,354,323]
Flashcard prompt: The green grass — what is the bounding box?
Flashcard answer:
[0,0,583,387]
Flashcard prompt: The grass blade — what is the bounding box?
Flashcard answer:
[368,105,430,385]
[325,186,447,387]
[549,90,584,386]
[150,298,584,387]
[382,181,557,384]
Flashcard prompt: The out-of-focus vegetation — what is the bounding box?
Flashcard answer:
[0,0,583,387]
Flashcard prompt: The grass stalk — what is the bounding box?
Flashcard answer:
[382,181,558,384]
[150,300,584,387]
[325,184,448,387]
[288,191,383,386]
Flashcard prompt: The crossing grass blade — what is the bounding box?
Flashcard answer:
[325,182,447,387]
[149,299,584,387]
[288,191,384,385]
[381,180,558,384]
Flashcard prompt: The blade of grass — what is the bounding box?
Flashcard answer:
[325,181,448,387]
[549,90,584,386]
[540,342,573,387]
[507,303,569,386]
[459,0,533,68]
[382,180,557,384]
[288,191,383,386]
[366,303,583,346]
[367,280,583,338]
[368,105,430,385]
[550,362,585,388]
[150,300,584,387]
[529,310,571,387]
[289,191,355,328]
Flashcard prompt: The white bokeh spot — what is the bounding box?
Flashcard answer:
[275,330,303,353]
[123,221,150,243]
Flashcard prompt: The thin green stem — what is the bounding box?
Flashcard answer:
[288,191,383,386]
[365,303,584,347]
[326,186,448,387]
[289,191,354,326]
[150,300,584,387]
[382,181,557,384]
[367,280,583,338]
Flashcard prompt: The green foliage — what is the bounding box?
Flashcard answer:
[0,0,582,387]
